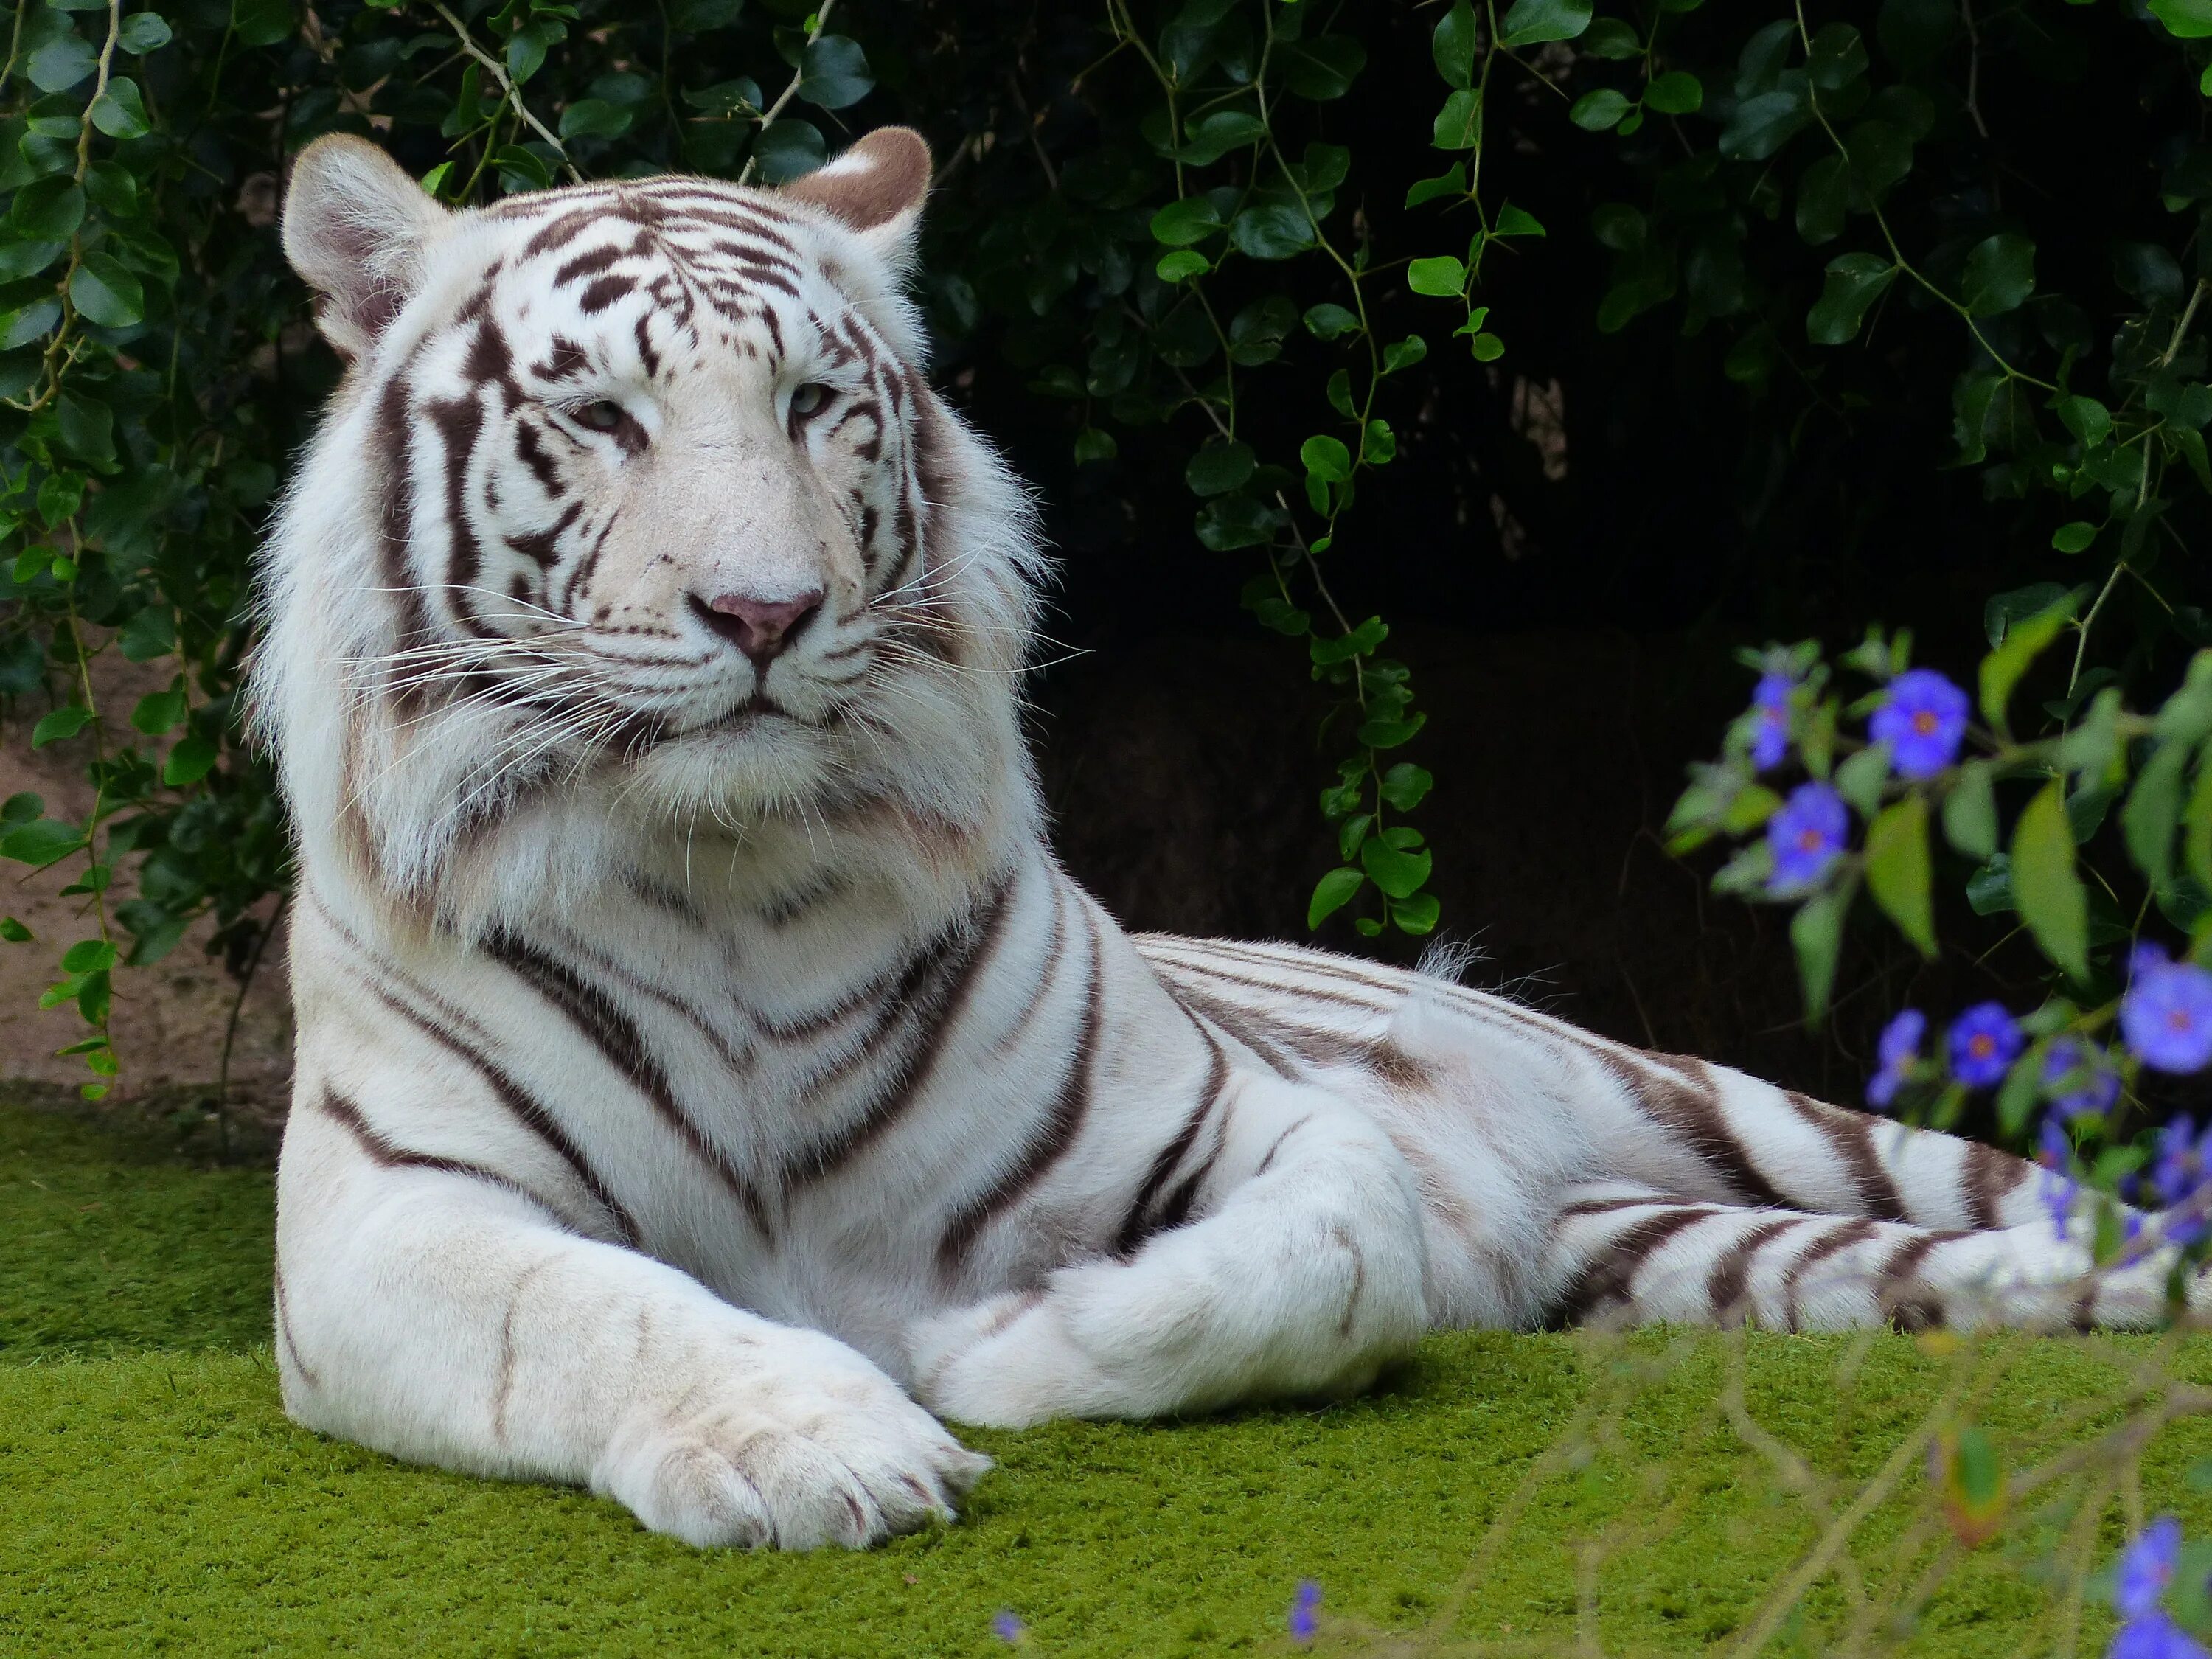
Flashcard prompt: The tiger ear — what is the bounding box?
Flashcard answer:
[780,127,930,272]
[283,135,451,362]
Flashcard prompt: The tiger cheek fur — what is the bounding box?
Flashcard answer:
[257,128,2197,1552]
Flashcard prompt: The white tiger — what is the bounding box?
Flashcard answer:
[256,126,2179,1551]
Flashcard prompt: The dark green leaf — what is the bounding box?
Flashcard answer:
[88,77,150,139]
[1390,892,1441,936]
[558,97,633,141]
[1309,866,1366,928]
[796,35,872,109]
[1571,89,1630,131]
[30,705,90,747]
[1645,72,1703,114]
[1808,21,1868,88]
[2013,780,2088,981]
[1943,762,1999,861]
[0,818,83,867]
[1432,88,1481,150]
[2152,0,2212,38]
[1186,438,1256,498]
[1961,233,2034,316]
[69,254,145,328]
[161,732,218,788]
[1301,434,1352,482]
[1279,35,1366,100]
[751,120,826,184]
[1150,198,1224,248]
[1361,837,1434,899]
[1865,795,1935,956]
[1177,110,1266,167]
[1979,590,2076,733]
[1229,204,1314,260]
[1380,763,1433,810]
[1433,0,1478,88]
[11,177,83,240]
[1790,887,1848,1020]
[1719,89,1811,161]
[1407,256,1465,297]
[116,13,172,52]
[1405,164,1466,209]
[1806,253,1897,345]
[1795,155,1848,246]
[2125,741,2189,886]
[1500,0,1592,47]
[1303,303,1360,341]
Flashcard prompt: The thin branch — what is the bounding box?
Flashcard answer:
[429,1,581,185]
[735,0,837,185]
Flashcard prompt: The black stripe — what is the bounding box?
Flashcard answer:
[937,905,1105,1277]
[1779,1217,1878,1329]
[487,931,771,1234]
[1559,1206,1718,1324]
[1144,951,1391,1016]
[1150,975,1306,1081]
[1962,1138,2028,1231]
[313,1085,574,1225]
[271,1262,320,1391]
[1705,1219,1794,1324]
[1597,1051,1789,1210]
[1785,1093,1910,1222]
[779,872,1019,1189]
[354,978,639,1245]
[1113,1030,1226,1257]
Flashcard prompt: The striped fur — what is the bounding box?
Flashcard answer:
[256,131,2189,1553]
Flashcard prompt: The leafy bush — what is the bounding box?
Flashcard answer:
[0,0,2209,1228]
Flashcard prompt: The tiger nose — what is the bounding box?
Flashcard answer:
[693,588,823,667]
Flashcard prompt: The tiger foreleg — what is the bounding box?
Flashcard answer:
[904,1082,1431,1427]
[1544,1182,2186,1331]
[276,1102,988,1549]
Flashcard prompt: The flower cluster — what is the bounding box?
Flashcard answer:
[2111,1517,2208,1659]
[1866,953,2212,1251]
[1746,665,1969,899]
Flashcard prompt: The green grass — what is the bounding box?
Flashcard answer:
[0,1099,2202,1657]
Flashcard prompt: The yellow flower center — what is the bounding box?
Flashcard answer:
[1912,709,1939,736]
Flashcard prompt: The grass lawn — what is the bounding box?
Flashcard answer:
[0,1096,2199,1658]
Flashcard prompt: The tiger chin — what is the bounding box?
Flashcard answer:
[257,125,2185,1551]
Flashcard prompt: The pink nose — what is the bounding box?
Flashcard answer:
[695,589,823,666]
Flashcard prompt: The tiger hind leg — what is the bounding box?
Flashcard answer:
[1543,1183,2183,1332]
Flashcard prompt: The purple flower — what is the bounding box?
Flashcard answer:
[1750,673,1794,772]
[1868,1009,1925,1110]
[2112,1611,2211,1659]
[2154,1116,2212,1207]
[2042,1036,2119,1119]
[1868,667,1969,779]
[2119,1516,2183,1618]
[992,1611,1026,1645]
[2124,945,2212,1075]
[1947,1003,2023,1089]
[1767,782,1848,894]
[1290,1581,1321,1646]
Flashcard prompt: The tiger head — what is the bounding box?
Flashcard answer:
[257,130,1043,926]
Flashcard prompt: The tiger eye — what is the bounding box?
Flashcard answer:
[575,399,627,433]
[788,382,832,418]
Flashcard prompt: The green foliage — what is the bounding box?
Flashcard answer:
[4,0,2212,1094]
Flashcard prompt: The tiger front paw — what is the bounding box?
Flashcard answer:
[592,1346,990,1549]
